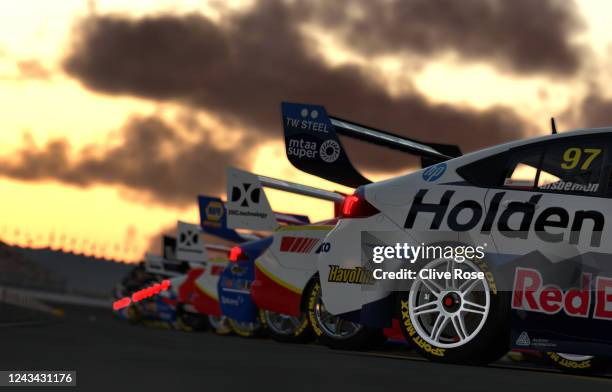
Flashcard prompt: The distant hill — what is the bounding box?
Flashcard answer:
[1,243,133,299]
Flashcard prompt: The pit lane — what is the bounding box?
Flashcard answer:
[2,305,611,391]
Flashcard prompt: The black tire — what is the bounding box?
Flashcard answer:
[397,257,510,364]
[228,317,265,338]
[176,304,209,332]
[207,315,233,335]
[305,279,386,350]
[126,306,141,325]
[258,309,314,343]
[545,353,612,375]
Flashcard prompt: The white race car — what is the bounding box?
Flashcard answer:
[282,102,612,373]
[223,167,365,344]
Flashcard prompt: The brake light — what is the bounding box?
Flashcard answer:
[340,192,379,218]
[228,246,248,263]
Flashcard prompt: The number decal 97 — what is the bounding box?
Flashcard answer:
[561,147,601,170]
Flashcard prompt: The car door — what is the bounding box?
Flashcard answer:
[485,134,612,353]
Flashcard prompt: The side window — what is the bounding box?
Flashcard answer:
[537,140,606,195]
[502,149,542,190]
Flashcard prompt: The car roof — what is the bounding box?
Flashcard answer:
[449,126,612,166]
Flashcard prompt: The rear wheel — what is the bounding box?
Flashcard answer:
[398,257,510,364]
[176,305,208,332]
[228,317,264,338]
[207,315,233,335]
[306,279,385,350]
[126,306,141,325]
[545,353,611,375]
[259,309,314,343]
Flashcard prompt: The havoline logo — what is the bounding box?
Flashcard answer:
[403,189,604,247]
[327,265,375,285]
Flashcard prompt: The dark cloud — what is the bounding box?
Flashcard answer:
[570,90,612,129]
[62,0,534,174]
[0,115,252,205]
[312,0,584,76]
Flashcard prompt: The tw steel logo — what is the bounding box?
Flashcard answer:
[403,189,604,247]
[512,268,612,320]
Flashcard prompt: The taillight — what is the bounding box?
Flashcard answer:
[340,191,379,218]
[228,246,248,263]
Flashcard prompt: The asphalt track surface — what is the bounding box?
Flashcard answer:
[3,305,612,392]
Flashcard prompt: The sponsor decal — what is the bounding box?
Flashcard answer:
[286,137,340,163]
[228,182,268,219]
[223,278,250,290]
[179,230,199,249]
[221,297,241,306]
[422,163,446,182]
[546,352,591,369]
[404,189,604,247]
[287,138,318,159]
[177,223,204,260]
[512,267,612,320]
[284,108,329,133]
[231,183,261,208]
[280,236,320,253]
[539,181,599,193]
[516,331,531,346]
[327,265,375,285]
[319,140,340,163]
[400,300,445,356]
[205,201,224,223]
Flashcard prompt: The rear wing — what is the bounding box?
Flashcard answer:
[144,253,190,277]
[162,235,177,260]
[226,167,343,231]
[198,195,259,243]
[281,102,461,187]
[176,221,207,262]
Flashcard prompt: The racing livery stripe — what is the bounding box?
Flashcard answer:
[304,238,319,253]
[275,225,334,232]
[254,261,302,294]
[280,236,320,253]
[297,238,312,252]
[194,281,219,301]
[280,236,297,251]
[291,237,306,252]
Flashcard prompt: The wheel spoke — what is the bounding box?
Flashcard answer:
[334,317,344,334]
[451,314,469,340]
[412,301,438,316]
[462,300,487,314]
[458,278,481,294]
[429,313,449,343]
[320,313,334,324]
[446,259,455,289]
[420,278,443,296]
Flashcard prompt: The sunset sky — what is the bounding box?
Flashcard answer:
[2,0,612,261]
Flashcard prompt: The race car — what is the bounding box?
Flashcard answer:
[147,241,234,334]
[282,101,612,373]
[115,209,244,334]
[217,167,346,342]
